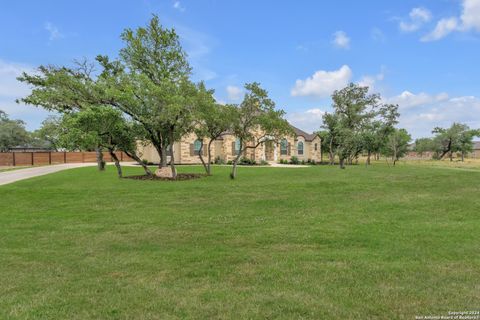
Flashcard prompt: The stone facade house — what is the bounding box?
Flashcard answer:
[138,124,322,164]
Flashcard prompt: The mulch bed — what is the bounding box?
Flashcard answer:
[123,173,206,181]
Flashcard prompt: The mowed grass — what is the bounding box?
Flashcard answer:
[0,164,479,319]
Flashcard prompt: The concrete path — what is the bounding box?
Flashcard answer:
[0,163,99,186]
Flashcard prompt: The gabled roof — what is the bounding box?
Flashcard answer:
[289,124,318,141]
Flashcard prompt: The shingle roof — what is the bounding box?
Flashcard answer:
[289,124,318,141]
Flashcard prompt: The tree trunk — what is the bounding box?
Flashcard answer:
[125,151,153,176]
[366,151,371,165]
[339,157,345,169]
[449,151,453,162]
[230,142,244,179]
[198,142,209,175]
[207,139,214,175]
[96,147,105,171]
[461,152,465,162]
[160,147,167,168]
[109,149,122,178]
[169,133,177,179]
[328,138,334,165]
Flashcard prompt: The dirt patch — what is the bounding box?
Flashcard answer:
[123,173,206,181]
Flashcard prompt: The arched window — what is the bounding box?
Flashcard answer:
[193,140,202,155]
[280,139,288,155]
[297,141,304,155]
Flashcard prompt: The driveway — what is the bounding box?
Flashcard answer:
[0,162,142,186]
[0,163,98,186]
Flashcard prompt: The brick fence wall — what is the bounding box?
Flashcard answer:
[0,152,133,167]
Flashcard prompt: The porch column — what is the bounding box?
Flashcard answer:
[273,143,278,162]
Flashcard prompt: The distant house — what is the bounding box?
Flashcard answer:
[138,123,322,164]
[472,141,480,158]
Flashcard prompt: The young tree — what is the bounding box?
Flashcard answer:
[330,83,380,168]
[457,128,480,161]
[414,137,435,157]
[17,61,109,170]
[194,83,235,175]
[229,82,292,179]
[115,14,192,170]
[58,107,153,177]
[316,130,330,163]
[320,113,340,165]
[0,110,30,152]
[383,128,411,165]
[431,123,471,161]
[362,103,399,165]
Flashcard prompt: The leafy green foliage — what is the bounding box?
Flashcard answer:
[0,110,30,152]
[382,128,412,164]
[229,82,292,178]
[321,83,401,168]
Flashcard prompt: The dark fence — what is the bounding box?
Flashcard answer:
[0,152,133,167]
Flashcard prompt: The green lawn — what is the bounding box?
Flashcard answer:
[0,164,479,319]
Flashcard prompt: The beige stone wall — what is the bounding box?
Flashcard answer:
[309,137,322,162]
[178,133,215,164]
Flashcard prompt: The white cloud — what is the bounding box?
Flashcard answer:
[287,108,326,133]
[421,17,459,41]
[422,0,480,41]
[358,67,386,93]
[173,1,185,12]
[399,7,432,32]
[332,31,350,49]
[461,0,480,31]
[291,65,352,98]
[386,91,449,109]
[0,60,34,98]
[0,59,54,130]
[44,22,64,41]
[226,85,242,101]
[398,95,480,138]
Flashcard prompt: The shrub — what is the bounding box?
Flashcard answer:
[290,156,299,164]
[301,160,305,165]
[260,160,269,165]
[239,157,256,165]
[227,160,233,165]
[214,156,225,165]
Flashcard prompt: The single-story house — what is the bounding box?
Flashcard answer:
[138,124,322,164]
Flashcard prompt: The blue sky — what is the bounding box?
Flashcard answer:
[1,0,479,138]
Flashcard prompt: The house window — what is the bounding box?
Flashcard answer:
[297,141,304,155]
[193,140,202,155]
[234,138,241,155]
[280,139,288,155]
[314,143,318,151]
